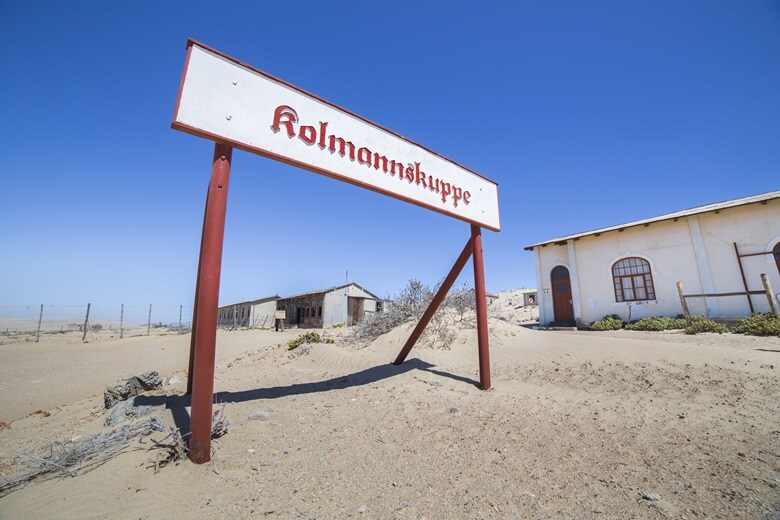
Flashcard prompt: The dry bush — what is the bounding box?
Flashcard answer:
[348,280,479,349]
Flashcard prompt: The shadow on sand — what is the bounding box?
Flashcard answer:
[135,358,478,434]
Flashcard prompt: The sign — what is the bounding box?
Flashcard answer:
[274,310,286,320]
[172,40,500,231]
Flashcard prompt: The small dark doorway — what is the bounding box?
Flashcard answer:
[551,265,574,323]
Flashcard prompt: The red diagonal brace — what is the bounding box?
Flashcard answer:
[393,237,473,365]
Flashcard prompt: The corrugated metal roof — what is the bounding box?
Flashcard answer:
[278,283,380,301]
[524,190,780,250]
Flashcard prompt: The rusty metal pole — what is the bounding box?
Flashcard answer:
[471,225,491,390]
[394,237,473,365]
[189,143,232,464]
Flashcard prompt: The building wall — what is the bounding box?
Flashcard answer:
[277,293,325,328]
[322,291,347,327]
[278,284,380,328]
[534,200,780,325]
[218,300,278,329]
[250,301,278,329]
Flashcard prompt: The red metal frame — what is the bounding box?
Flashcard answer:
[186,152,493,463]
[188,143,233,464]
[179,41,498,464]
[393,225,492,390]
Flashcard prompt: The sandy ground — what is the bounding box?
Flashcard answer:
[0,303,779,519]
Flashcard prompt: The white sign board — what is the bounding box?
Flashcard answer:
[173,40,501,231]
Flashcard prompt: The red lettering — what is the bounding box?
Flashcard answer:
[318,122,328,149]
[390,160,404,177]
[452,186,463,207]
[440,181,452,203]
[373,153,389,172]
[328,135,356,160]
[299,125,317,145]
[414,163,427,188]
[272,105,477,212]
[271,105,298,137]
[357,147,372,166]
[405,164,414,182]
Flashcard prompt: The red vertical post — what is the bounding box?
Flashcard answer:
[188,143,233,464]
[471,225,491,390]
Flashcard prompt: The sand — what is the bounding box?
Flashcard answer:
[0,302,778,519]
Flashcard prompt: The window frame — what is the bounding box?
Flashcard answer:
[611,256,656,303]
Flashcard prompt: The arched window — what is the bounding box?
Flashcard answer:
[612,257,655,302]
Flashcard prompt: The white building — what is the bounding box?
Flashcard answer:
[217,296,279,329]
[276,283,381,328]
[525,191,780,327]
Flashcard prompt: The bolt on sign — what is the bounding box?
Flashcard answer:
[173,41,500,231]
[172,40,500,465]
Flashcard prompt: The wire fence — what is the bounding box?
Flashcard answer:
[0,303,193,344]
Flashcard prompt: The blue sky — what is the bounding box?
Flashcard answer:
[1,1,778,322]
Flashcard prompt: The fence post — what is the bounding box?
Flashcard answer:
[676,282,691,323]
[120,304,124,339]
[178,305,183,334]
[82,303,91,341]
[761,274,780,317]
[147,304,152,336]
[36,304,43,343]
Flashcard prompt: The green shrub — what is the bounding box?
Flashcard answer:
[732,313,780,336]
[590,315,624,331]
[625,316,687,331]
[684,315,727,335]
[287,331,322,350]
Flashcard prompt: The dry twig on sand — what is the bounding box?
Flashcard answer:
[146,426,188,473]
[0,417,165,498]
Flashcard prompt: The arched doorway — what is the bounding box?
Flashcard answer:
[774,243,780,276]
[551,265,574,322]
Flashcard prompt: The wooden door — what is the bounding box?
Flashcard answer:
[348,297,363,325]
[551,266,574,322]
[774,243,780,276]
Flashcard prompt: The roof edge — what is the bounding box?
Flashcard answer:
[524,189,780,251]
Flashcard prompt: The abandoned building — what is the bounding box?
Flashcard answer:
[217,283,381,329]
[276,283,381,328]
[217,296,279,329]
[524,190,780,327]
